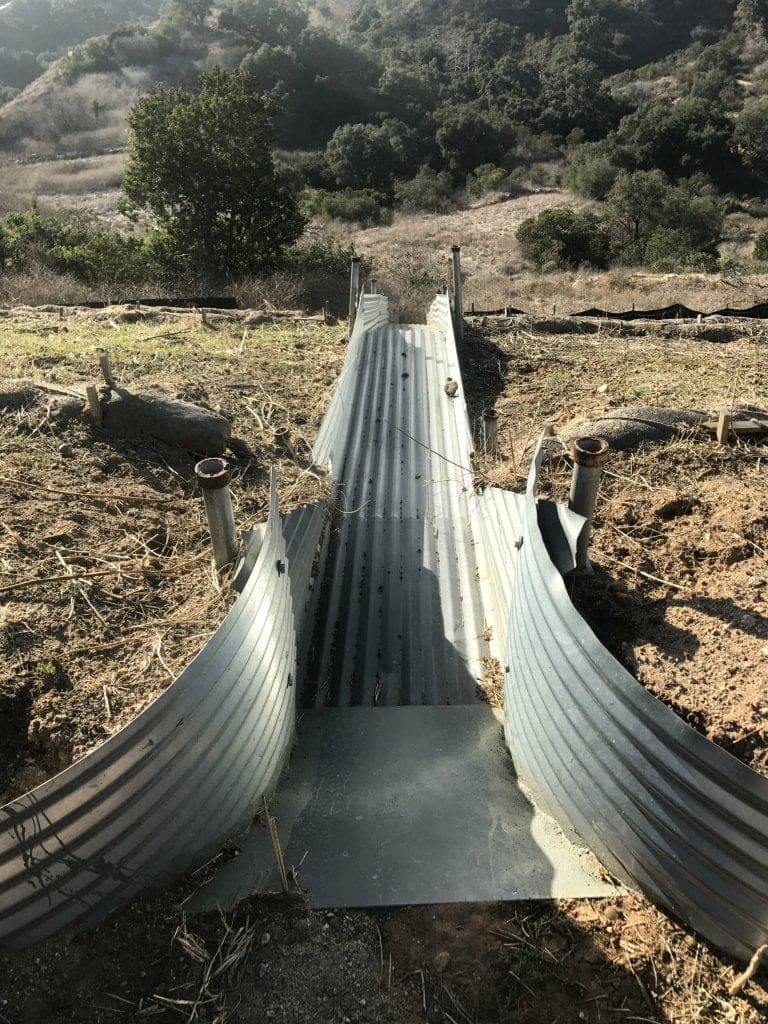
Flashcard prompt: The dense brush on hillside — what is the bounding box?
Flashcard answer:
[2,0,768,290]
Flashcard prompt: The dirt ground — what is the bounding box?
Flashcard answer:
[1,305,768,1023]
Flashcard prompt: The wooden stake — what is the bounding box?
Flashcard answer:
[99,350,115,387]
[716,408,732,445]
[262,796,289,893]
[86,385,101,422]
[729,944,768,996]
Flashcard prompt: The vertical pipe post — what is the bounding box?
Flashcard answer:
[568,437,610,570]
[369,278,378,295]
[482,409,499,457]
[195,457,238,571]
[348,257,360,340]
[85,385,101,422]
[451,245,464,340]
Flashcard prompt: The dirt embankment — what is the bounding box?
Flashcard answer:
[0,311,344,806]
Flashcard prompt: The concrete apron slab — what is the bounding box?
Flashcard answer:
[185,705,617,913]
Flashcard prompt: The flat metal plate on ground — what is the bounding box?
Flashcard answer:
[186,705,616,913]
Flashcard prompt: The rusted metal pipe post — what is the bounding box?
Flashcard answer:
[451,245,464,340]
[568,437,610,570]
[195,457,238,571]
[369,278,378,295]
[348,257,360,339]
[482,409,499,457]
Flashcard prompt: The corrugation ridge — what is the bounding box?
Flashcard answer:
[513,547,768,887]
[309,307,490,709]
[508,577,766,951]
[499,435,768,959]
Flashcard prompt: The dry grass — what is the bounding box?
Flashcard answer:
[0,152,125,197]
[327,189,768,318]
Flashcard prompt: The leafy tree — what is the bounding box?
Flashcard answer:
[736,0,768,34]
[565,142,620,199]
[539,56,620,138]
[394,166,456,212]
[435,106,509,178]
[325,122,403,192]
[565,0,613,67]
[613,98,738,187]
[606,170,670,243]
[166,0,212,24]
[605,171,723,265]
[734,99,768,181]
[122,68,304,278]
[218,0,309,46]
[517,207,610,270]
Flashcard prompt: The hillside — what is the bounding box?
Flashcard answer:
[2,0,768,306]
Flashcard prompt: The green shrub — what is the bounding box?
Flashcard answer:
[62,36,118,78]
[466,164,513,197]
[565,143,620,200]
[283,240,372,279]
[517,207,610,270]
[643,227,717,272]
[394,167,457,213]
[754,227,768,261]
[303,188,392,227]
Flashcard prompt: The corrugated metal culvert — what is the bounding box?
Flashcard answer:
[3,283,768,963]
[502,438,768,961]
[0,475,297,950]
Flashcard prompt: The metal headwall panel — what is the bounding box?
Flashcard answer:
[303,294,489,706]
[0,476,297,951]
[504,437,768,961]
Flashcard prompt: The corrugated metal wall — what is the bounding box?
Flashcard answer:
[302,293,488,706]
[0,474,297,950]
[503,438,768,961]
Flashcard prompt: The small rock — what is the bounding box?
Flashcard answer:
[260,932,271,946]
[749,576,766,588]
[596,383,609,394]
[58,443,74,459]
[433,950,451,973]
[761,647,768,660]
[603,906,622,923]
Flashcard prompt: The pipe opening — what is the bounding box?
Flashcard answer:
[571,436,610,468]
[195,457,231,491]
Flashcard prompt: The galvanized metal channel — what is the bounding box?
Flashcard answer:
[499,438,768,961]
[3,283,768,961]
[0,474,297,950]
[305,295,487,707]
